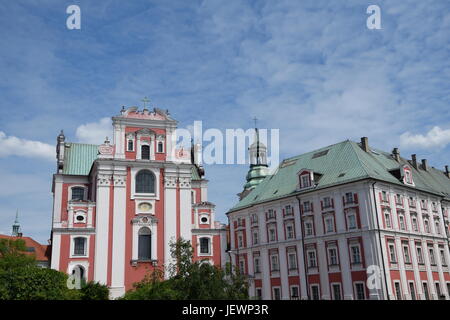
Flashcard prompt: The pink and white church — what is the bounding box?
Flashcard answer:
[49,105,227,298]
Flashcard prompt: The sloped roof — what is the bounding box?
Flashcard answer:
[0,234,50,262]
[62,143,99,176]
[228,140,450,213]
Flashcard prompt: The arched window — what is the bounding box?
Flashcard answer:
[71,187,85,201]
[157,141,164,153]
[136,170,155,193]
[138,227,152,260]
[199,237,210,254]
[141,145,150,160]
[73,237,86,256]
[72,265,85,280]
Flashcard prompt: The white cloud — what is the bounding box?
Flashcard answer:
[0,131,54,161]
[75,117,112,145]
[400,126,450,150]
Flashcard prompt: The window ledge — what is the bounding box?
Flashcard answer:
[131,259,158,266]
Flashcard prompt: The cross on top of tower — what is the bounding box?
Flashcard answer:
[253,116,258,129]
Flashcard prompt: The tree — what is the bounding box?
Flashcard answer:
[0,238,108,300]
[122,239,248,300]
[0,238,36,270]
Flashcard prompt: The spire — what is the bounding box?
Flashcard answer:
[239,118,269,199]
[12,209,21,237]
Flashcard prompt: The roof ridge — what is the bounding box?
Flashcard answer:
[66,142,99,147]
[283,139,351,162]
[348,140,372,178]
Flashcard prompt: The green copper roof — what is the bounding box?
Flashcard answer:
[191,166,201,180]
[228,140,450,213]
[62,143,99,176]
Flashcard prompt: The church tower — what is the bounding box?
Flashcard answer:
[239,125,269,200]
[12,210,21,237]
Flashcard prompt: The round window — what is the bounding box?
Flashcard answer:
[76,215,85,222]
[201,217,208,223]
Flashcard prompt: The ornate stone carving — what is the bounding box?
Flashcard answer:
[164,176,177,188]
[113,175,127,187]
[97,174,112,186]
[179,177,191,189]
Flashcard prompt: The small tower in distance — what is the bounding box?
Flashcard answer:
[12,210,21,237]
[238,119,270,200]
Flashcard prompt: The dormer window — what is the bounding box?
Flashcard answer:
[403,166,414,186]
[298,169,315,190]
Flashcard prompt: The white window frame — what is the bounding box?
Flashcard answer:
[353,282,366,300]
[70,235,89,258]
[68,185,88,202]
[131,167,160,200]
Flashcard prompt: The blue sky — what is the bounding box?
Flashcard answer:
[0,0,449,243]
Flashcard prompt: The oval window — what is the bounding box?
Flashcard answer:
[138,202,152,212]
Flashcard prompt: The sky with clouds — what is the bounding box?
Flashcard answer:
[0,0,449,243]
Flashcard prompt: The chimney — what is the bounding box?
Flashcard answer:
[445,165,450,178]
[392,148,400,162]
[411,154,418,169]
[421,159,428,171]
[361,137,369,152]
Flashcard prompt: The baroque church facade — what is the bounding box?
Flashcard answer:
[49,105,227,298]
[228,135,450,300]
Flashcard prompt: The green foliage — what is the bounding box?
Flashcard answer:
[0,266,75,300]
[0,238,109,300]
[80,281,110,300]
[123,239,248,300]
[0,238,36,270]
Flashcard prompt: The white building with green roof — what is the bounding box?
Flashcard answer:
[227,137,450,300]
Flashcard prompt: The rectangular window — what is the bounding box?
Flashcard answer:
[157,142,163,153]
[267,209,276,219]
[435,221,441,234]
[256,288,262,300]
[308,250,317,268]
[290,286,299,300]
[127,139,134,151]
[389,243,397,263]
[382,191,388,202]
[325,217,334,233]
[301,175,310,188]
[303,201,311,212]
[288,252,297,270]
[440,249,447,266]
[345,192,354,204]
[412,217,418,231]
[269,228,276,242]
[74,237,86,256]
[286,224,294,239]
[385,212,391,228]
[311,285,320,300]
[355,283,365,300]
[394,282,402,300]
[348,213,357,230]
[254,257,261,273]
[239,260,245,274]
[350,245,361,264]
[270,255,279,271]
[328,248,338,266]
[273,287,281,300]
[423,282,429,300]
[238,234,243,248]
[305,222,313,236]
[323,197,331,208]
[399,215,406,230]
[409,282,416,300]
[332,284,342,300]
[252,231,259,245]
[403,244,411,264]
[417,246,424,264]
[435,283,442,299]
[429,248,436,265]
[285,205,293,215]
[424,220,430,233]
